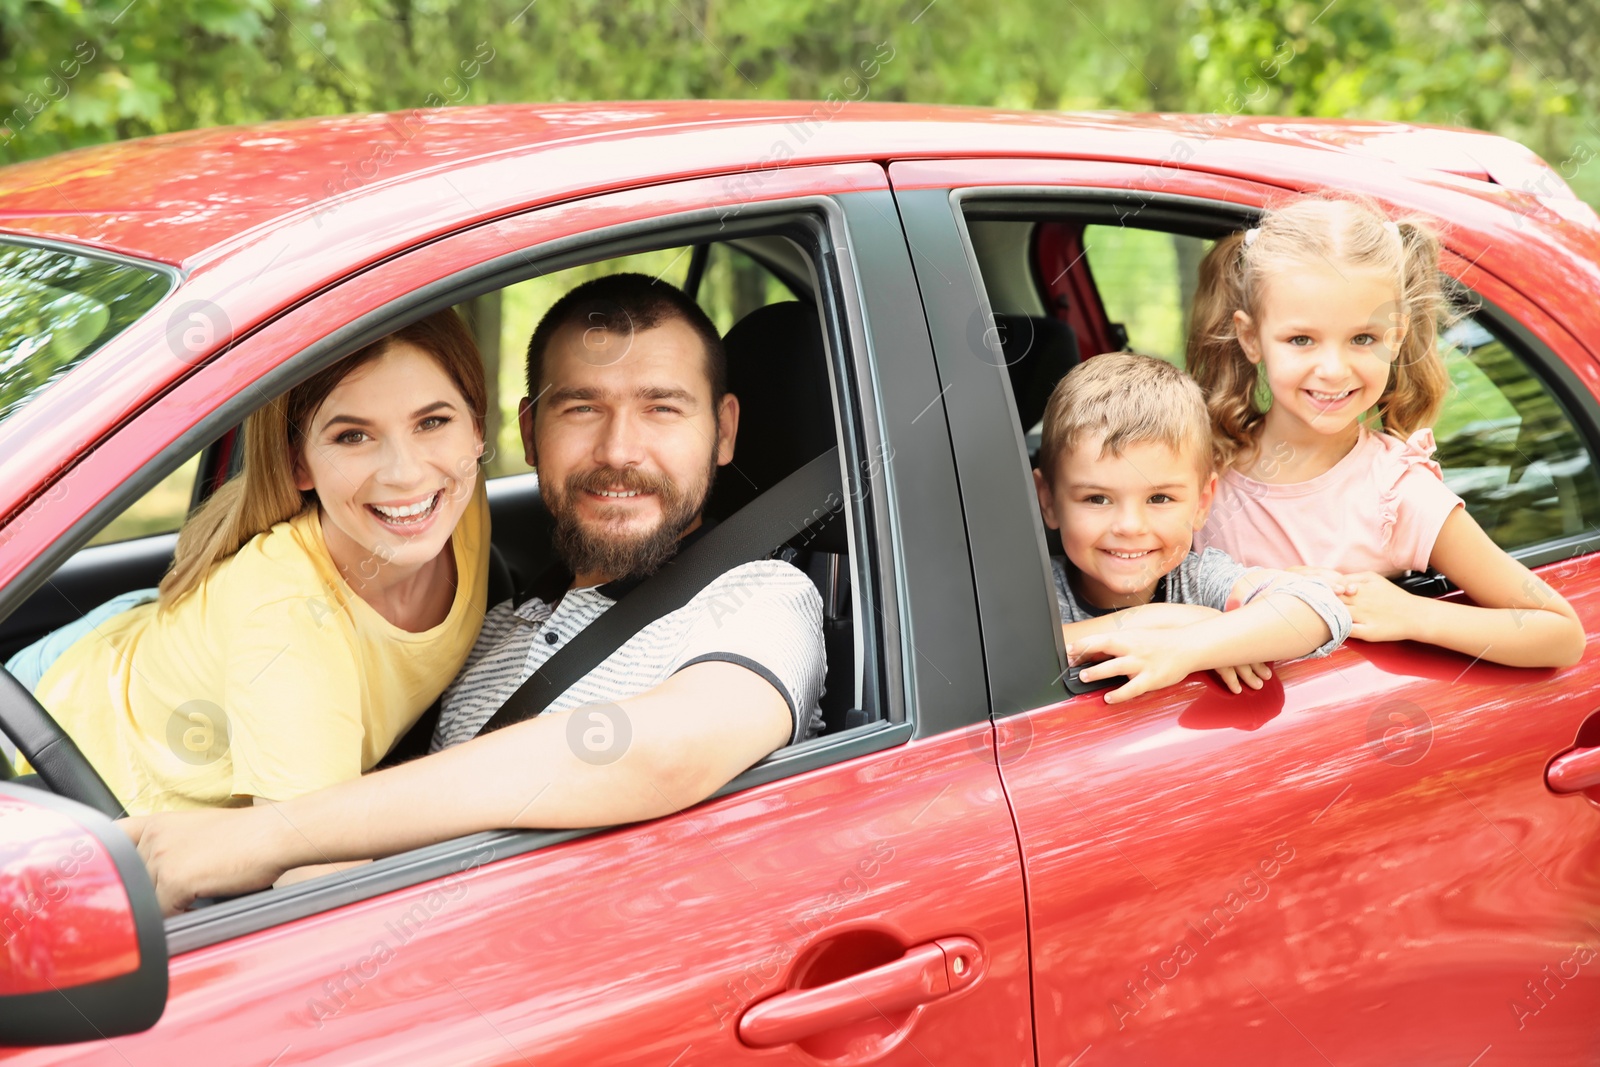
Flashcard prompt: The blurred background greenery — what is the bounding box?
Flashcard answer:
[4,0,1597,203]
[7,0,1598,539]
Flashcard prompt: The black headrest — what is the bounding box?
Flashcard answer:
[709,302,845,553]
[995,314,1080,432]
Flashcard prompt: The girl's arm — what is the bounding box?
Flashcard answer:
[1339,507,1585,668]
[1060,603,1221,645]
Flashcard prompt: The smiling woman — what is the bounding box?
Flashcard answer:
[6,309,491,814]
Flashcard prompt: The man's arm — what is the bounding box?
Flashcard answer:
[122,661,790,916]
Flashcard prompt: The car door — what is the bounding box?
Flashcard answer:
[889,156,1600,1065]
[2,165,1033,1064]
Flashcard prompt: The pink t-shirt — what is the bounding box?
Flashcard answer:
[1195,427,1464,576]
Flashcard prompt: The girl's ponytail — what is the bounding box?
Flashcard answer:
[1376,219,1450,438]
[1186,229,1263,471]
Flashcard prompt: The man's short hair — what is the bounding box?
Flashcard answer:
[1037,351,1213,481]
[525,273,727,403]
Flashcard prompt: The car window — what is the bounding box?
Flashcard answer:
[692,241,802,332]
[1056,220,1600,559]
[975,208,1600,581]
[0,240,174,426]
[1434,314,1600,552]
[1082,224,1210,366]
[86,455,199,546]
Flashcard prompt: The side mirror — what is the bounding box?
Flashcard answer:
[1,782,167,1046]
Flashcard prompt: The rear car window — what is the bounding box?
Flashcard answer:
[0,239,174,425]
[1435,314,1600,552]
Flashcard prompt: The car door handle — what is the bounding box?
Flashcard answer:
[737,937,982,1049]
[1547,746,1600,793]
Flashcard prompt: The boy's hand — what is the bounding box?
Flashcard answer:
[1329,571,1416,642]
[1213,661,1271,693]
[1067,630,1199,704]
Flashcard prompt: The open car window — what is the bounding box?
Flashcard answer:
[974,210,1600,570]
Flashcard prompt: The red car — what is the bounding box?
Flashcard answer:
[3,102,1600,1065]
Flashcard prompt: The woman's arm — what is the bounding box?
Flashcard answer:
[1334,508,1585,668]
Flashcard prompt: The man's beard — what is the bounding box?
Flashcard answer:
[547,453,718,582]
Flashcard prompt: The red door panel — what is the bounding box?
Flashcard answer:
[10,727,1030,1065]
[1001,588,1600,1064]
[886,156,1600,1063]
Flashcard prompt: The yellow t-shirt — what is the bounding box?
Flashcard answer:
[32,484,489,814]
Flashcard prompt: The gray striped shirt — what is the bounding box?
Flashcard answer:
[432,559,826,751]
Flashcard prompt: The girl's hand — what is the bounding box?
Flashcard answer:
[1067,630,1198,705]
[1330,571,1417,643]
[1287,565,1347,586]
[1214,661,1272,693]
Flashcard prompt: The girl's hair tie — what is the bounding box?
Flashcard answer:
[1242,226,1260,248]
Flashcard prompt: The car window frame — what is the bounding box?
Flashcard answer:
[3,187,942,951]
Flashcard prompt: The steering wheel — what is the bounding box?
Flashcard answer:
[0,666,125,819]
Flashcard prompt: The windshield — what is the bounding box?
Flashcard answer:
[0,239,175,426]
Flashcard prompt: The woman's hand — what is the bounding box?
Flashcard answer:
[119,806,294,916]
[1067,630,1199,705]
[1328,571,1417,643]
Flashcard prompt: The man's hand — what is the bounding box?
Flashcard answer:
[120,807,292,917]
[1067,629,1199,705]
[1327,571,1417,642]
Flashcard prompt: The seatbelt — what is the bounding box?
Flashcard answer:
[473,446,843,738]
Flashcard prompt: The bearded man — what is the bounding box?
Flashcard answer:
[124,274,827,915]
[430,273,825,751]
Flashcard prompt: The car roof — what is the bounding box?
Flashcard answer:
[0,101,1585,269]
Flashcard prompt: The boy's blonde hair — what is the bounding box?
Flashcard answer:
[1187,194,1450,471]
[1037,351,1213,482]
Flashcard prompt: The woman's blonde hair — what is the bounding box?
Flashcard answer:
[157,308,487,609]
[1186,195,1451,471]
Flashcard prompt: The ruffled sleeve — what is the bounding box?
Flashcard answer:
[1377,427,1464,573]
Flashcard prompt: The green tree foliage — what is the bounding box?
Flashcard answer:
[2,0,1596,204]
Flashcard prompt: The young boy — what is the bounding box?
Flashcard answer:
[1032,352,1350,704]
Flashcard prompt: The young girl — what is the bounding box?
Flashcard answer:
[1188,195,1584,669]
[8,309,492,813]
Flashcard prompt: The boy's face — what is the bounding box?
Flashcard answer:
[1033,436,1217,610]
